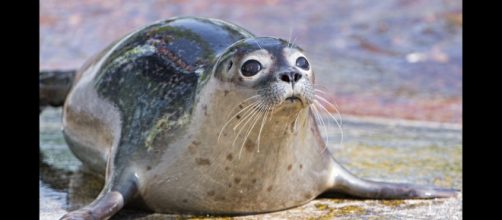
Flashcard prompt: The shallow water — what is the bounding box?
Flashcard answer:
[40,107,461,219]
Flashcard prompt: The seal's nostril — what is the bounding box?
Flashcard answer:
[280,72,302,83]
[293,73,302,82]
[280,74,291,83]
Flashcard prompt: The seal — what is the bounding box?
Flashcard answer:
[49,17,458,219]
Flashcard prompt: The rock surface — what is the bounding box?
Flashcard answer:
[40,108,462,220]
[40,1,462,219]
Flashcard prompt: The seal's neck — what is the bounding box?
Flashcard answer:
[185,79,333,196]
[192,79,316,159]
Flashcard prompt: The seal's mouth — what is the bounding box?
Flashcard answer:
[285,96,303,104]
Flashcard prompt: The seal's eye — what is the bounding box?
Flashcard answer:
[241,60,262,77]
[296,57,309,70]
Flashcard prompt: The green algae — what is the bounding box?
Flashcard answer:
[315,203,329,210]
[144,111,192,151]
[379,200,405,207]
[333,143,461,188]
[185,216,232,220]
[144,114,173,150]
[315,205,367,219]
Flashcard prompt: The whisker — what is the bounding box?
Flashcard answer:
[256,104,271,153]
[218,100,260,143]
[268,107,275,122]
[290,36,297,49]
[314,88,328,94]
[232,102,264,148]
[293,109,302,131]
[311,104,329,153]
[254,38,263,50]
[232,101,262,131]
[303,108,309,128]
[314,100,344,147]
[314,99,343,149]
[287,27,293,48]
[314,89,343,131]
[223,95,260,119]
[282,116,291,134]
[315,95,343,126]
[238,104,267,159]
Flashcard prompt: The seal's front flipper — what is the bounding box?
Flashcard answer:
[60,175,137,220]
[60,191,124,220]
[326,162,459,199]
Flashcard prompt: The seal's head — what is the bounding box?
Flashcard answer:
[213,37,315,112]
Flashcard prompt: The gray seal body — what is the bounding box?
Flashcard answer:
[56,17,458,220]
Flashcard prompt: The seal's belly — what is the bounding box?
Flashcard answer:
[142,168,324,214]
[138,140,332,214]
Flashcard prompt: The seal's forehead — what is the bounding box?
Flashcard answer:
[235,37,302,55]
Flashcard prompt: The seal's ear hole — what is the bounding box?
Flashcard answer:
[227,61,233,71]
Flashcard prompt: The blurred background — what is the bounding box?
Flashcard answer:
[40,1,462,219]
[40,0,462,124]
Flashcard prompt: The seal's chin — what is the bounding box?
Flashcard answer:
[280,95,306,109]
[285,96,302,103]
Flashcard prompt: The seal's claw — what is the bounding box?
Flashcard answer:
[59,209,95,220]
[59,192,125,220]
[425,188,461,198]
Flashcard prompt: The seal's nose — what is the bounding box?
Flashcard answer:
[279,71,302,83]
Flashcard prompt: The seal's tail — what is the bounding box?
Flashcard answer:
[327,161,459,199]
[39,70,77,113]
